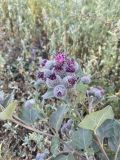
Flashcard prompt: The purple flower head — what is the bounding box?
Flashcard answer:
[53,64,66,78]
[53,85,67,99]
[65,65,75,73]
[36,153,44,160]
[40,59,47,67]
[63,76,77,88]
[55,53,66,65]
[61,119,73,135]
[80,75,91,84]
[65,58,79,72]
[66,58,75,66]
[46,75,62,88]
[67,119,73,126]
[36,149,49,160]
[87,86,105,100]
[42,69,52,78]
[37,71,46,83]
[48,73,56,80]
[44,60,55,70]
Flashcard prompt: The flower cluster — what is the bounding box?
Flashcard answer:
[37,53,79,99]
[37,53,104,101]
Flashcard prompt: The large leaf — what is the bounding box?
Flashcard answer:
[49,106,68,132]
[51,136,60,157]
[80,106,114,131]
[19,105,43,124]
[0,101,17,120]
[71,128,92,150]
[108,120,120,152]
[96,119,114,142]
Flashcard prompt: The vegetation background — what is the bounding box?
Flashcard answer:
[0,0,120,159]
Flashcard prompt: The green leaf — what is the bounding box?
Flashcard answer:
[0,101,17,120]
[42,89,54,99]
[108,120,120,152]
[49,106,68,132]
[51,136,60,157]
[71,128,92,150]
[29,132,44,149]
[19,106,42,124]
[2,90,15,107]
[76,83,88,94]
[76,83,88,102]
[80,106,114,131]
[96,119,114,142]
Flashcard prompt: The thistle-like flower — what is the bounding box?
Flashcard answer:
[55,53,66,65]
[80,75,91,84]
[87,86,104,100]
[63,76,77,88]
[40,59,47,67]
[65,65,75,74]
[65,58,79,72]
[46,73,62,88]
[61,119,73,135]
[53,85,67,99]
[42,69,52,78]
[37,71,46,83]
[36,149,49,160]
[53,64,66,78]
[44,60,55,70]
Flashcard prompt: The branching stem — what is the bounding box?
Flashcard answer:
[94,131,109,160]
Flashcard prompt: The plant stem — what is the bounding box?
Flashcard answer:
[11,118,54,137]
[94,131,109,160]
[11,117,83,159]
[114,144,120,160]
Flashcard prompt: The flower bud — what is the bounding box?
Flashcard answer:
[37,71,46,83]
[44,60,55,70]
[53,85,67,99]
[36,149,49,160]
[65,58,79,72]
[87,87,104,100]
[42,69,52,78]
[46,73,62,88]
[63,76,77,88]
[61,119,73,135]
[65,65,75,74]
[53,64,66,78]
[40,59,47,67]
[55,53,66,65]
[80,75,91,84]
